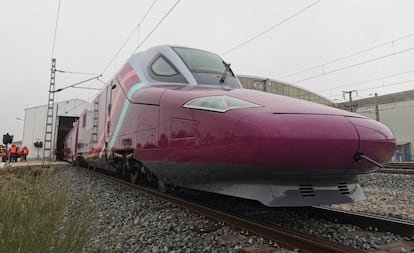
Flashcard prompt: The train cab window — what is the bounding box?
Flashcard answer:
[173,47,241,88]
[149,55,188,83]
[174,47,225,74]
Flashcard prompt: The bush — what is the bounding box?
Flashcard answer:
[0,168,93,253]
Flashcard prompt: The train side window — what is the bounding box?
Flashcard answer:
[149,55,188,83]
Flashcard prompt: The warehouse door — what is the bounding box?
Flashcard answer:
[394,142,411,161]
[56,116,78,160]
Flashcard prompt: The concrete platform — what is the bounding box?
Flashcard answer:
[0,160,69,169]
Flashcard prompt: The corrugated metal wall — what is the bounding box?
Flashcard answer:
[22,99,88,159]
[237,76,334,106]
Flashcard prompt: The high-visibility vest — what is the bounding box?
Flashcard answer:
[1,150,6,157]
[10,145,17,154]
[18,148,23,155]
[23,147,28,155]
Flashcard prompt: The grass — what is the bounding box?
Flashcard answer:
[0,167,93,253]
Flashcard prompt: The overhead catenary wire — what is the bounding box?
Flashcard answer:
[295,70,414,101]
[92,0,178,79]
[102,0,181,80]
[290,46,414,84]
[100,0,160,76]
[72,0,163,100]
[72,0,182,102]
[326,79,414,99]
[357,103,414,114]
[56,69,102,75]
[54,75,102,93]
[48,0,104,102]
[133,0,182,53]
[220,0,321,57]
[62,79,105,115]
[314,69,414,93]
[278,32,414,80]
[50,0,62,58]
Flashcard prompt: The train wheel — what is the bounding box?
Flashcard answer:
[145,171,154,183]
[130,163,142,184]
[130,169,140,184]
[115,160,123,176]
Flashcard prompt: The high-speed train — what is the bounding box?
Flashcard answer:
[64,45,395,206]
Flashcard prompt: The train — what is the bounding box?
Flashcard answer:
[64,45,396,207]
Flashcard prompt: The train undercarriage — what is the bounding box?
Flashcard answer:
[74,151,172,193]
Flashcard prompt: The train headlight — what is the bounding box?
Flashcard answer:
[183,95,261,113]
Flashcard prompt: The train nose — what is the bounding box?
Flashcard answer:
[228,113,395,174]
[347,117,396,171]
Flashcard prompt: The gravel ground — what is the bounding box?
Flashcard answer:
[49,166,298,253]
[22,166,411,253]
[333,173,414,220]
[179,192,413,252]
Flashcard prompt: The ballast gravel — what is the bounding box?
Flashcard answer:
[334,173,414,221]
[52,166,296,253]
[50,166,413,252]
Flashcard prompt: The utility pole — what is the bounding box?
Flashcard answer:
[42,58,56,168]
[343,90,358,112]
[374,92,380,121]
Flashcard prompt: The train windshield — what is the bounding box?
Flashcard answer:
[173,47,241,88]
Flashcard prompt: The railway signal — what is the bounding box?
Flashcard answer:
[2,133,13,145]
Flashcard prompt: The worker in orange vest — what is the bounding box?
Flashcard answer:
[9,144,17,162]
[0,145,7,162]
[17,147,23,162]
[22,146,28,161]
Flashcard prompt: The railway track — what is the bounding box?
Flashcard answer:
[88,169,365,253]
[385,162,414,169]
[78,166,414,252]
[305,206,414,237]
[379,162,414,174]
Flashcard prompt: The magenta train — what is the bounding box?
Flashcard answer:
[64,45,395,206]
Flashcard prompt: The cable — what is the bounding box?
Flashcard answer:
[220,0,321,57]
[349,79,414,93]
[71,86,101,90]
[290,46,414,84]
[96,78,107,85]
[78,0,181,99]
[56,69,102,75]
[72,0,162,99]
[327,79,414,99]
[357,103,414,113]
[101,0,160,76]
[315,69,414,93]
[133,0,182,53]
[54,75,102,93]
[278,32,414,80]
[51,0,62,58]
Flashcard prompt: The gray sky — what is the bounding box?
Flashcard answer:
[1,0,414,141]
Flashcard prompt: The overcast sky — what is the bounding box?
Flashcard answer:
[1,0,414,141]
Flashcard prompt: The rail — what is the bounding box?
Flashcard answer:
[89,169,364,253]
[306,206,414,237]
[385,162,414,169]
